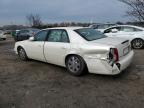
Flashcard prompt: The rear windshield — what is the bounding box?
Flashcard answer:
[75,28,107,41]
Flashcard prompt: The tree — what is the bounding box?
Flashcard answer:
[26,14,42,27]
[119,0,144,21]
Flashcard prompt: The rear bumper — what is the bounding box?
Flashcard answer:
[84,50,134,75]
[111,50,134,75]
[118,50,134,72]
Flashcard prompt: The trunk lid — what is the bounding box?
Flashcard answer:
[90,37,131,59]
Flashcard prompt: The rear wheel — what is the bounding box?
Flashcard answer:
[132,38,144,49]
[66,55,86,76]
[18,47,28,61]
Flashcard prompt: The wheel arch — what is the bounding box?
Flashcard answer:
[131,38,144,49]
[131,38,144,43]
[17,45,29,61]
[16,45,28,56]
[17,45,25,52]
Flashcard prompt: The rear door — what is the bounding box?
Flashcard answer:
[44,29,70,66]
[104,26,142,40]
[119,26,143,40]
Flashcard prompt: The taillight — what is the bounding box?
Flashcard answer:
[113,48,119,62]
[109,48,119,62]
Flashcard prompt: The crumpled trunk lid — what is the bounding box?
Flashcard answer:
[90,37,131,59]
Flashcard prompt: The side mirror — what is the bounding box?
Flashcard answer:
[29,37,34,41]
[111,29,118,33]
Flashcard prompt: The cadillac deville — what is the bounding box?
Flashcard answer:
[14,27,134,76]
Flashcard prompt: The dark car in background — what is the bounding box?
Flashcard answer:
[14,28,40,41]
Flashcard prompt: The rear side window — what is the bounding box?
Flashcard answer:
[121,27,143,32]
[34,30,48,41]
[47,29,69,43]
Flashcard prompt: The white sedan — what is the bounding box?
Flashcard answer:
[103,25,144,49]
[14,27,134,76]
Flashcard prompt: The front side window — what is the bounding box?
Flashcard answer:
[47,29,69,43]
[34,30,48,41]
[75,28,107,41]
[104,27,121,33]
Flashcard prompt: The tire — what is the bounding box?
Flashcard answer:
[66,55,87,76]
[18,47,28,61]
[2,38,6,40]
[132,38,144,49]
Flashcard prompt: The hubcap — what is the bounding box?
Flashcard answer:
[19,49,26,60]
[67,56,81,73]
[133,39,143,49]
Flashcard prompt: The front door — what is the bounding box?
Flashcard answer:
[26,30,48,62]
[44,29,70,66]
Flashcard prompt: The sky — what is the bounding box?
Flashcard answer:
[0,0,128,26]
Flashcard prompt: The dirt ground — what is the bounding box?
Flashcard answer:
[0,38,144,108]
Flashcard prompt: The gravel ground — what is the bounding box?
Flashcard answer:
[0,38,144,108]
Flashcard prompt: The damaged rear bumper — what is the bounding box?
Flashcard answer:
[84,50,134,75]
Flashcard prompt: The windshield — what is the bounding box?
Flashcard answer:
[75,28,107,41]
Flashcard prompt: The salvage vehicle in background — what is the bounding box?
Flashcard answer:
[89,23,116,32]
[0,30,7,40]
[14,28,40,41]
[103,25,144,49]
[14,27,134,76]
[12,30,20,39]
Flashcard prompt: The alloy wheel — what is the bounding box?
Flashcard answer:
[67,56,81,73]
[132,39,143,49]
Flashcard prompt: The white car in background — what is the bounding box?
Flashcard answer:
[103,25,144,49]
[89,23,116,32]
[0,30,7,40]
[14,27,134,76]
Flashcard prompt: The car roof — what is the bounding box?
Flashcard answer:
[106,25,144,30]
[20,28,40,31]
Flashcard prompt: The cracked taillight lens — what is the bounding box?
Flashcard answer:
[109,48,119,62]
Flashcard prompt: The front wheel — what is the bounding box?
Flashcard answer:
[66,55,87,76]
[132,39,144,49]
[2,38,6,40]
[18,47,28,61]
